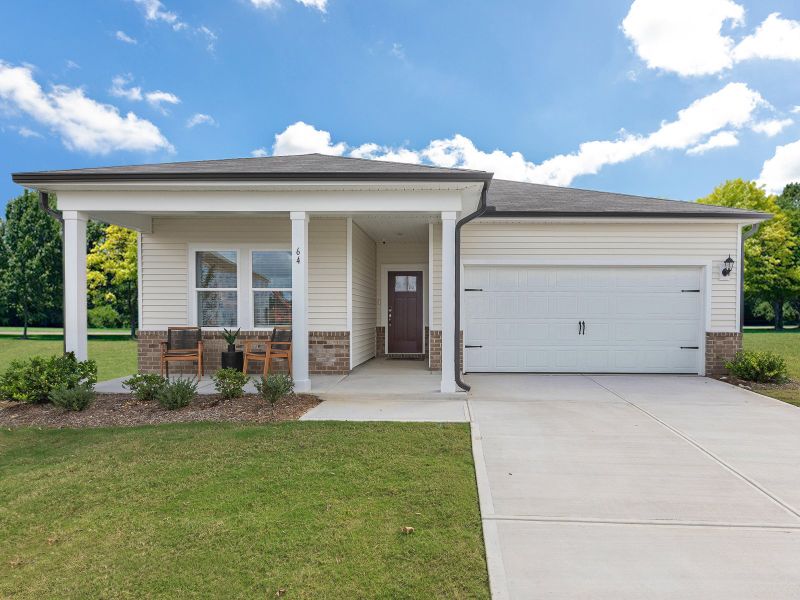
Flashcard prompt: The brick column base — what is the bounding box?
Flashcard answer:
[428,330,441,370]
[375,326,385,358]
[705,331,742,378]
[137,330,350,376]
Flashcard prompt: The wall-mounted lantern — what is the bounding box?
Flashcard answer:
[721,254,735,277]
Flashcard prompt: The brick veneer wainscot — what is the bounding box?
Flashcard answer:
[705,331,742,378]
[137,330,350,376]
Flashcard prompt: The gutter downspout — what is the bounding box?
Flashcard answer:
[454,182,493,392]
[740,222,761,332]
[39,191,67,354]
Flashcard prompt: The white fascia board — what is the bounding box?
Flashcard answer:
[56,189,466,213]
[35,180,484,193]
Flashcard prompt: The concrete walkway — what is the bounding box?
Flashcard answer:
[469,374,800,599]
[301,359,469,422]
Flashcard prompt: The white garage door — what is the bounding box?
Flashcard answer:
[464,266,703,374]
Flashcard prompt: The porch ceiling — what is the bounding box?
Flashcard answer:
[353,214,433,243]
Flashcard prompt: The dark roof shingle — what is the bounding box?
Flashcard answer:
[486,179,767,219]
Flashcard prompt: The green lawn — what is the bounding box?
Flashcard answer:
[0,335,137,380]
[0,422,489,599]
[743,328,800,407]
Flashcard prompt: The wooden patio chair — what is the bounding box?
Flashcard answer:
[243,327,292,376]
[160,326,204,377]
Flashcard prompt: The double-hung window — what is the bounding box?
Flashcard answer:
[252,250,292,328]
[195,250,238,327]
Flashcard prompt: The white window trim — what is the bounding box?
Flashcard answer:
[251,248,293,331]
[187,244,290,331]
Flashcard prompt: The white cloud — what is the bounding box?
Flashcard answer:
[793,106,800,114]
[133,0,185,30]
[115,30,138,44]
[65,60,80,70]
[187,113,215,128]
[686,131,739,155]
[622,0,744,76]
[250,0,327,12]
[197,26,217,51]
[110,75,180,113]
[349,142,421,164]
[0,61,172,154]
[133,0,216,50]
[390,43,406,61]
[272,121,346,156]
[622,1,800,76]
[17,126,43,138]
[109,74,143,101]
[251,147,269,157]
[266,83,764,186]
[145,90,180,113]
[751,118,793,137]
[758,139,800,193]
[732,13,800,62]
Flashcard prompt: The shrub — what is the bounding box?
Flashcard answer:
[726,350,788,383]
[123,373,167,401]
[212,368,248,399]
[50,383,95,411]
[0,353,97,403]
[88,304,122,328]
[255,373,294,408]
[157,377,198,410]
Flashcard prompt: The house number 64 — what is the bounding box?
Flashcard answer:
[296,247,301,264]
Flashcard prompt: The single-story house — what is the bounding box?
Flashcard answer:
[12,154,768,393]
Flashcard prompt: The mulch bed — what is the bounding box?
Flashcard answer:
[719,374,800,394]
[0,393,321,429]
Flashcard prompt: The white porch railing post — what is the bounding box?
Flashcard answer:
[440,211,457,393]
[291,211,311,392]
[63,211,88,361]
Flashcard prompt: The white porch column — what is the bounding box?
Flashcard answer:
[63,211,88,361]
[291,211,311,392]
[440,211,457,393]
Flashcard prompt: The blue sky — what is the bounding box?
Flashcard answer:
[1,0,799,211]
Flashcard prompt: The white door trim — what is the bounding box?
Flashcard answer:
[381,263,427,355]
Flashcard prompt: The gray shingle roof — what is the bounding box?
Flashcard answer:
[12,154,768,219]
[12,153,491,182]
[486,179,767,219]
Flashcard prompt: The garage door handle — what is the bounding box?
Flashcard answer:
[465,345,483,349]
[464,288,483,292]
[680,346,699,350]
[578,320,585,335]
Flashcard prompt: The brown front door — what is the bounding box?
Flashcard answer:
[388,271,423,354]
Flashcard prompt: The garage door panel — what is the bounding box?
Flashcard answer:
[464,266,703,374]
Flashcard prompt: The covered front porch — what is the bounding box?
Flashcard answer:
[42,178,479,395]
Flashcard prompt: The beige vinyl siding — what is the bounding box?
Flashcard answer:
[430,224,442,329]
[140,216,347,330]
[351,223,377,367]
[308,218,347,331]
[461,221,741,331]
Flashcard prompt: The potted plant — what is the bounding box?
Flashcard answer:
[220,328,243,371]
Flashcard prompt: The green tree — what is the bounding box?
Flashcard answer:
[777,183,800,323]
[0,217,8,325]
[698,179,800,329]
[86,224,138,336]
[1,190,63,337]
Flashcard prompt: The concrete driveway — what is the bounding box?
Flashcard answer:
[468,374,800,599]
